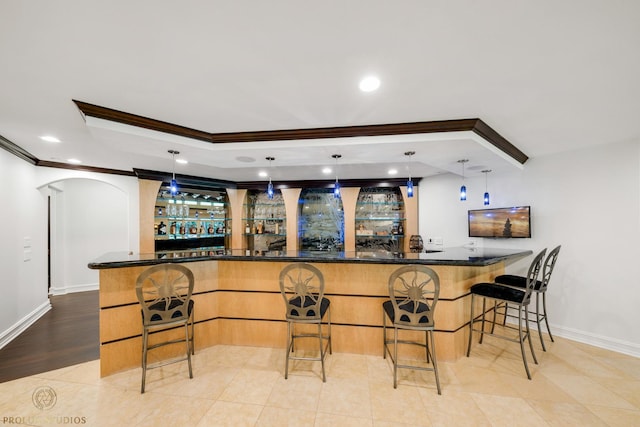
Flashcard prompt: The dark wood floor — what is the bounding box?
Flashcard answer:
[0,291,99,383]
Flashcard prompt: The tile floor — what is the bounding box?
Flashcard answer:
[0,332,638,426]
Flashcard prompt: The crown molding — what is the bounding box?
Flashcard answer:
[73,100,528,164]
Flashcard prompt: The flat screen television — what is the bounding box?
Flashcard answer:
[468,206,531,238]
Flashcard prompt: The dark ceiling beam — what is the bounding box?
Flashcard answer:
[134,168,237,190]
[0,134,38,165]
[36,160,136,176]
[73,100,529,164]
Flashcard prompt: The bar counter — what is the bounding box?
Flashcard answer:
[89,247,531,377]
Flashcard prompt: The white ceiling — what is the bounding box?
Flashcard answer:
[1,1,639,183]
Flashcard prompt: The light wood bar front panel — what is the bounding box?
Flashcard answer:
[98,258,504,377]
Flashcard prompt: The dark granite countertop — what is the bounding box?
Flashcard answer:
[88,247,532,269]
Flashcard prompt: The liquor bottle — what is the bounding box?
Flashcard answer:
[398,223,404,235]
[170,222,176,234]
[208,223,214,234]
[158,221,167,235]
[245,223,250,234]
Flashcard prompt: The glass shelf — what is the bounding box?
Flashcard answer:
[155,187,230,251]
[355,187,405,251]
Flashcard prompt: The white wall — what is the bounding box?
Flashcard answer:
[0,151,140,348]
[419,139,640,356]
[49,178,130,294]
[0,149,50,347]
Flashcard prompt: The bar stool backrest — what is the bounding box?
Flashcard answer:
[136,264,194,326]
[388,265,440,329]
[539,245,561,292]
[279,263,326,321]
[521,249,546,305]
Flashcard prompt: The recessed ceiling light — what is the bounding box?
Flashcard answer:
[388,168,398,175]
[176,158,188,164]
[359,76,380,92]
[258,171,268,178]
[67,158,81,164]
[40,135,60,143]
[322,167,332,174]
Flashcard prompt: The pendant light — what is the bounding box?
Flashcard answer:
[404,150,415,198]
[458,159,468,201]
[168,149,180,196]
[332,154,342,198]
[482,169,492,205]
[265,156,275,199]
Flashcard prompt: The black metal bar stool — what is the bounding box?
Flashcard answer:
[466,249,546,379]
[494,245,562,351]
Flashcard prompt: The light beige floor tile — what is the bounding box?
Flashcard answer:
[315,412,373,427]
[2,339,639,426]
[245,346,286,372]
[265,375,322,410]
[200,344,260,368]
[133,394,214,427]
[218,367,279,405]
[591,376,640,410]
[327,352,371,380]
[597,355,640,381]
[585,404,640,427]
[470,393,549,426]
[369,380,428,424]
[317,377,371,418]
[147,364,239,400]
[496,371,578,403]
[534,352,583,376]
[567,353,631,379]
[418,390,491,427]
[366,354,395,384]
[373,420,431,427]
[255,405,316,426]
[527,400,608,426]
[545,373,637,410]
[196,400,264,427]
[446,362,521,397]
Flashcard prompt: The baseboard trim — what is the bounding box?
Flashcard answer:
[551,324,640,358]
[49,282,99,296]
[504,318,640,358]
[0,300,52,350]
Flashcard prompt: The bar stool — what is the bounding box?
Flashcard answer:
[279,263,332,381]
[135,263,195,393]
[383,265,441,394]
[466,249,546,379]
[494,245,561,351]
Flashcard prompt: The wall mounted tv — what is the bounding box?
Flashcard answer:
[468,206,531,238]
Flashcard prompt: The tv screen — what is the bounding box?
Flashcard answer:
[468,206,531,238]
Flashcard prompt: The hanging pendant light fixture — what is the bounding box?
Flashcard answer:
[168,149,180,196]
[404,150,415,198]
[266,156,275,199]
[332,154,342,198]
[482,169,492,205]
[458,159,469,201]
